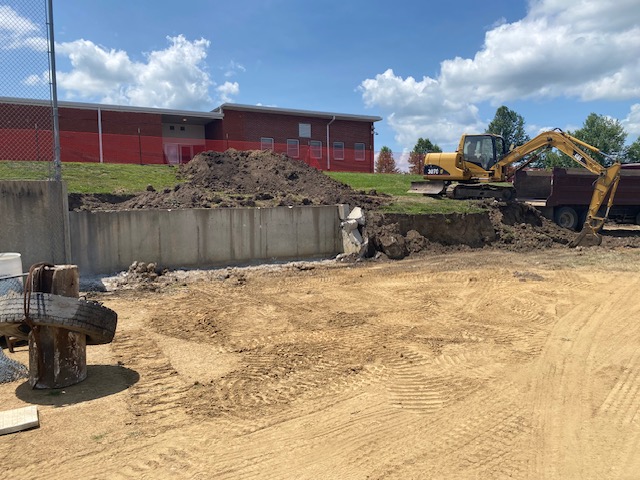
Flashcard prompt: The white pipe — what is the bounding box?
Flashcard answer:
[98,107,103,163]
[326,116,336,170]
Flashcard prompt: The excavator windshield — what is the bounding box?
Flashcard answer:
[463,135,503,170]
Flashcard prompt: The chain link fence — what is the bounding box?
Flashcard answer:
[1,2,69,289]
[0,0,58,179]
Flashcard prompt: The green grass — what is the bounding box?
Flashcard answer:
[325,171,424,196]
[0,161,481,214]
[0,161,180,194]
[380,196,483,214]
[325,171,481,214]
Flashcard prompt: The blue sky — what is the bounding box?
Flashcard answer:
[2,0,640,170]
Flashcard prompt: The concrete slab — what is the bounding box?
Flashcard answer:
[0,405,39,435]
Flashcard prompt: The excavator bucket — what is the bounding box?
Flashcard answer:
[569,218,605,247]
[408,181,446,196]
[570,227,602,248]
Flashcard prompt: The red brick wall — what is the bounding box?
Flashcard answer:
[0,103,53,160]
[218,109,375,172]
[0,103,52,129]
[59,107,99,133]
[205,119,224,141]
[100,111,163,136]
[58,108,164,163]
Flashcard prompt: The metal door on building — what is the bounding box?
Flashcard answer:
[164,144,179,164]
[164,144,194,164]
[181,145,193,163]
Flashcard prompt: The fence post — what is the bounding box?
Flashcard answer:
[47,0,61,181]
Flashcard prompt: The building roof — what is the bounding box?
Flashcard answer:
[214,103,382,122]
[0,96,223,125]
[1,97,383,124]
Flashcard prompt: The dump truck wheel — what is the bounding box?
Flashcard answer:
[0,293,117,345]
[500,188,515,201]
[555,206,579,231]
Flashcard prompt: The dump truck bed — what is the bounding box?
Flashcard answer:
[515,166,640,225]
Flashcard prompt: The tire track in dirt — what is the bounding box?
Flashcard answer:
[154,258,556,477]
[598,351,640,425]
[385,349,449,413]
[359,380,531,480]
[111,330,192,434]
[527,275,640,479]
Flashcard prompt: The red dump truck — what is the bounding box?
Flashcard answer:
[514,165,640,230]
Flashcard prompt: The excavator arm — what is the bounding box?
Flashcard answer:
[492,129,621,246]
[413,128,621,247]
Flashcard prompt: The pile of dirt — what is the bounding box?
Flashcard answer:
[363,201,584,260]
[483,200,576,249]
[69,149,390,211]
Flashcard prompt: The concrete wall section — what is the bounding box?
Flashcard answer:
[70,205,342,275]
[0,181,71,270]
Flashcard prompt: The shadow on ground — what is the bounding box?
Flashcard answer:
[14,364,139,406]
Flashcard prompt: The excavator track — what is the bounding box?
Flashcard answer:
[446,183,516,201]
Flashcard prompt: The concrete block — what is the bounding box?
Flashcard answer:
[347,206,365,225]
[337,204,351,220]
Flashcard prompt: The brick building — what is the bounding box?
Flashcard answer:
[0,97,381,172]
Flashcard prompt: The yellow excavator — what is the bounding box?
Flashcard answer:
[409,128,622,247]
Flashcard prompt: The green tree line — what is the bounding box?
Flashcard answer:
[375,106,640,173]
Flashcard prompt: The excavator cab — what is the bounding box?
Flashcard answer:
[462,134,507,171]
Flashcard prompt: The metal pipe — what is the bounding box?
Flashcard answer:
[98,107,104,163]
[46,0,61,181]
[326,116,335,170]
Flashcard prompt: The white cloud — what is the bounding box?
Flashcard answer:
[360,0,640,149]
[622,104,640,138]
[223,61,246,78]
[55,35,225,110]
[0,5,48,51]
[216,81,239,103]
[360,69,485,149]
[23,72,48,86]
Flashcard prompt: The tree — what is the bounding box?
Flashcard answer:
[537,150,574,169]
[486,106,530,148]
[375,146,399,173]
[571,113,627,166]
[408,138,442,174]
[626,137,640,163]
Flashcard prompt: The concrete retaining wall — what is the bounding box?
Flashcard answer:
[70,205,343,275]
[0,181,71,270]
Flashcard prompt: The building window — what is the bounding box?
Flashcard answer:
[355,143,365,161]
[309,140,322,159]
[333,142,344,160]
[180,126,185,131]
[299,123,311,138]
[260,137,274,151]
[169,125,175,131]
[287,139,300,158]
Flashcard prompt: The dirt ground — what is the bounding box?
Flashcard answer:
[2,247,640,479]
